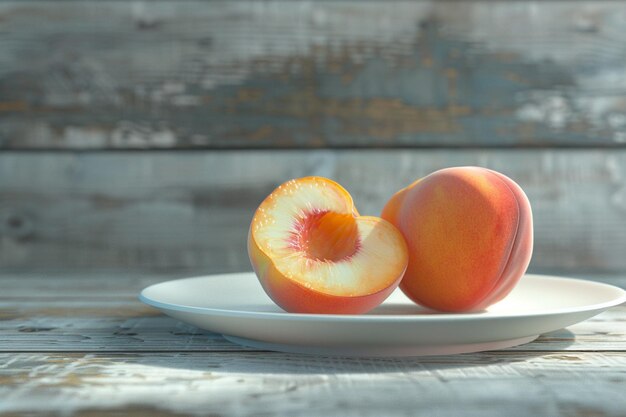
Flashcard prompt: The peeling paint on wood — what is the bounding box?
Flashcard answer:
[0,314,242,352]
[0,272,624,416]
[1,150,626,272]
[1,352,625,416]
[2,1,626,148]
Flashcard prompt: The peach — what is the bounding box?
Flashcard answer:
[382,167,533,312]
[248,177,408,314]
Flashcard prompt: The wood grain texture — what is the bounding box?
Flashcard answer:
[0,271,191,299]
[1,351,626,416]
[2,1,626,149]
[2,150,626,272]
[0,274,624,353]
[1,273,624,416]
[1,302,625,353]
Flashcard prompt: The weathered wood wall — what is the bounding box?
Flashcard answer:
[2,1,626,148]
[2,150,626,273]
[1,1,626,273]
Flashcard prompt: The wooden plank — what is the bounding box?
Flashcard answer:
[1,150,626,272]
[0,271,192,299]
[1,352,625,416]
[0,270,624,352]
[0,308,244,352]
[1,304,624,353]
[2,1,626,149]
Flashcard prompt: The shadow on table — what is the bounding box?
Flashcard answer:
[129,327,576,375]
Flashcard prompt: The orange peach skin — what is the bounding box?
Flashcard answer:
[248,177,408,315]
[382,167,533,312]
[248,234,404,314]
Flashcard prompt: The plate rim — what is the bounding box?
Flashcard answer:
[139,272,626,322]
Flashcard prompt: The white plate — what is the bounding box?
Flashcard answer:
[139,273,626,357]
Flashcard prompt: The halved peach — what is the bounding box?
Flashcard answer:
[248,177,408,314]
[382,167,533,312]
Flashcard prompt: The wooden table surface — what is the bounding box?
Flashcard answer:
[0,271,625,417]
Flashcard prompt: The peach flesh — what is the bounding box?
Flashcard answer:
[382,167,533,312]
[288,211,360,262]
[248,177,408,314]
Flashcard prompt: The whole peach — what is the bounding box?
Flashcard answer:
[382,167,533,312]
